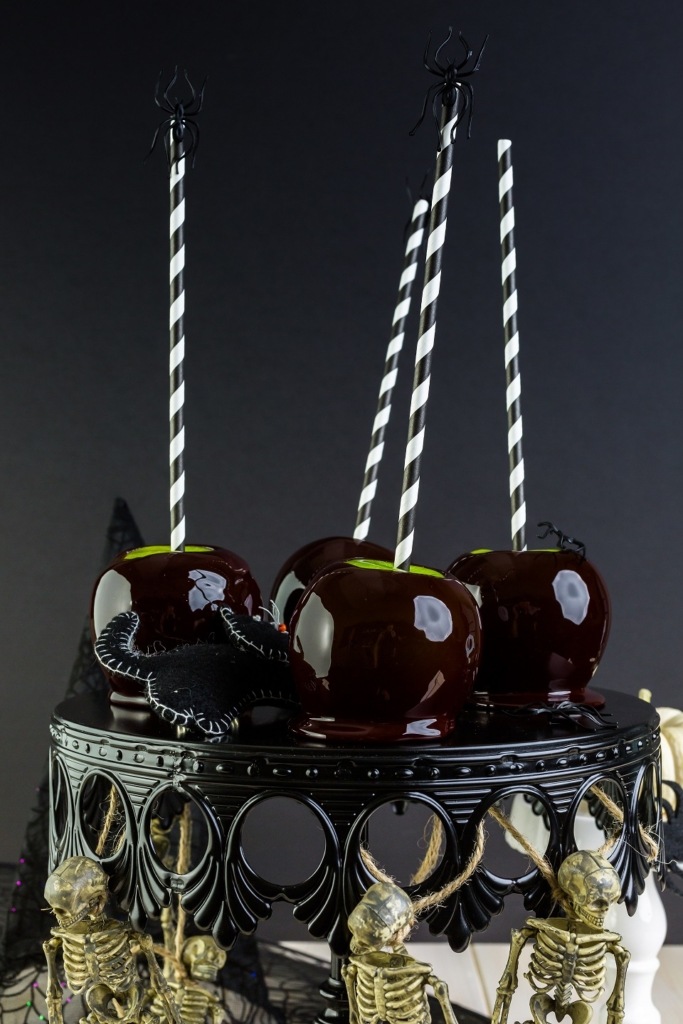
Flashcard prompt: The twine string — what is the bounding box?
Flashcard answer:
[360,817,486,913]
[152,943,189,982]
[95,786,126,857]
[174,802,193,967]
[360,845,394,885]
[359,790,660,929]
[412,821,485,914]
[590,785,659,863]
[410,813,445,885]
[486,804,570,912]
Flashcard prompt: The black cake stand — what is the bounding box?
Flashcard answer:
[48,689,661,1023]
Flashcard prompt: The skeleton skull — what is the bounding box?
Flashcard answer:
[348,882,416,953]
[557,850,621,929]
[44,856,109,928]
[181,935,227,981]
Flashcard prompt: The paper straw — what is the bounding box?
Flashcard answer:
[394,101,460,571]
[498,139,527,551]
[353,197,430,541]
[169,128,186,552]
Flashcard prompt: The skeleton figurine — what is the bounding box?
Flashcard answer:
[43,856,182,1024]
[151,935,227,1024]
[492,850,630,1024]
[342,882,459,1024]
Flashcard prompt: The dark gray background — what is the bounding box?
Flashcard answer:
[1,0,682,942]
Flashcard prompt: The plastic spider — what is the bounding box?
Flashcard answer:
[410,28,488,147]
[149,67,206,166]
[537,520,587,559]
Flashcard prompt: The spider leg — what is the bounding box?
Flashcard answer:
[162,66,180,111]
[456,31,473,69]
[178,70,205,117]
[433,26,454,73]
[537,521,557,542]
[458,80,474,138]
[185,77,207,116]
[431,83,450,148]
[146,117,173,160]
[154,70,175,114]
[182,68,197,106]
[408,81,442,136]
[471,33,489,73]
[182,120,201,166]
[147,124,162,157]
[421,32,433,72]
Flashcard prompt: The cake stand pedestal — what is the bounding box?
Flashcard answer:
[48,689,661,1023]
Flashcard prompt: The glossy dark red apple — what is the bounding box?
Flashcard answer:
[289,558,481,741]
[270,536,393,625]
[448,548,610,706]
[91,544,262,705]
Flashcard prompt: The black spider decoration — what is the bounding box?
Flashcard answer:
[537,520,587,559]
[149,67,206,167]
[410,27,488,147]
[501,701,617,732]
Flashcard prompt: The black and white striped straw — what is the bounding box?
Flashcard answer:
[353,196,430,542]
[169,128,186,552]
[498,139,526,552]
[394,101,460,572]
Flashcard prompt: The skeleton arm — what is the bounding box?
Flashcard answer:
[42,935,65,1024]
[427,973,460,1024]
[209,994,227,1024]
[134,931,182,1024]
[491,926,534,1024]
[605,941,630,1024]
[342,960,360,1024]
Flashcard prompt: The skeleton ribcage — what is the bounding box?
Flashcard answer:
[352,954,432,1024]
[571,938,609,1002]
[60,922,137,994]
[153,985,216,1024]
[526,930,608,1005]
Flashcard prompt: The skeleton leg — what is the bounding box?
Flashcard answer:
[42,936,66,1024]
[428,974,460,1024]
[492,927,533,1024]
[605,944,630,1024]
[342,961,360,1024]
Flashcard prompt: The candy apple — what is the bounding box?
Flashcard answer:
[447,548,610,706]
[91,544,262,705]
[270,536,392,626]
[288,557,481,741]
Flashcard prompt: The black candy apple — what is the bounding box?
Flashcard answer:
[448,547,610,706]
[91,544,262,705]
[270,536,392,626]
[288,557,481,741]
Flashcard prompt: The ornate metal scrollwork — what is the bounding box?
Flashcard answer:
[48,689,660,960]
